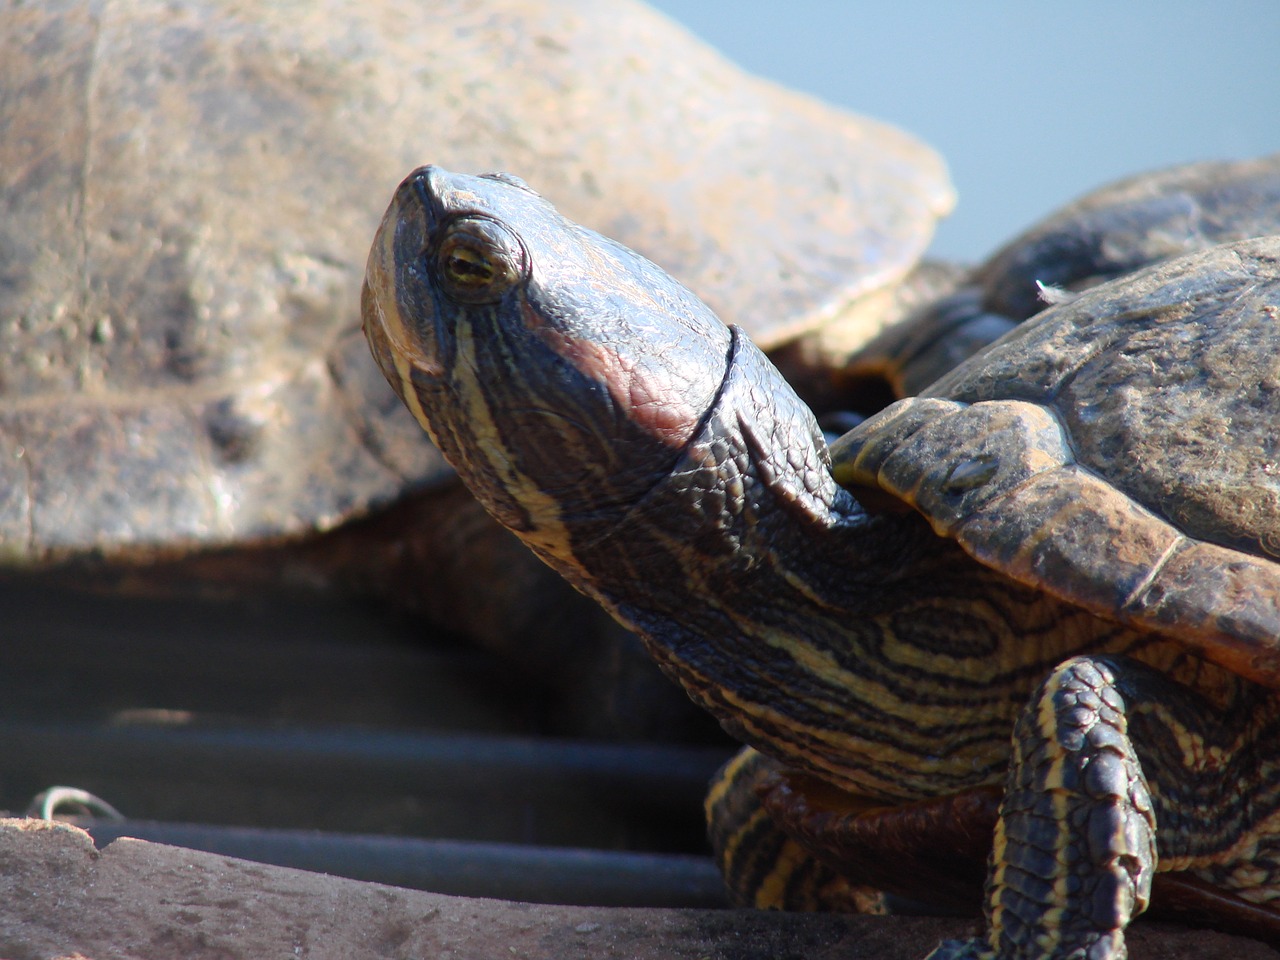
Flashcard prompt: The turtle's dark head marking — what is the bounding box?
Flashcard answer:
[363,165,735,557]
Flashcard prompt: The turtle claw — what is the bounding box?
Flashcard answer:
[922,933,1126,960]
[922,939,994,960]
[922,936,1127,960]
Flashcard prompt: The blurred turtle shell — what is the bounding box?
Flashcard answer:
[0,0,952,565]
[843,154,1280,400]
[0,0,950,739]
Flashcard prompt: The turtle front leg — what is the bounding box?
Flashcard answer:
[928,656,1157,960]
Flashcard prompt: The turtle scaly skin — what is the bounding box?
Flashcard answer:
[363,166,1280,959]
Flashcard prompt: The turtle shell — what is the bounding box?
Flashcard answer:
[972,153,1280,320]
[832,236,1280,688]
[844,154,1280,399]
[0,0,951,565]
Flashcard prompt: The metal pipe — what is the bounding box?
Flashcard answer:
[0,720,729,809]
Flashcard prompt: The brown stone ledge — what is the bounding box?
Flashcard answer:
[0,818,1275,960]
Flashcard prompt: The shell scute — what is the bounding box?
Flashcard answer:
[835,397,1074,539]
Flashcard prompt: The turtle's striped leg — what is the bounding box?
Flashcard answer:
[706,747,888,913]
[930,654,1280,960]
[928,657,1155,959]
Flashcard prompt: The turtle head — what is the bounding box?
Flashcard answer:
[365,167,908,798]
[362,165,734,566]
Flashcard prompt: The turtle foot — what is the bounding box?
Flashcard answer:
[922,932,1126,960]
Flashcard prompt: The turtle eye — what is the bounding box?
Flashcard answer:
[435,217,526,303]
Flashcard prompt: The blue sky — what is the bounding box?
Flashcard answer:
[647,2,1280,260]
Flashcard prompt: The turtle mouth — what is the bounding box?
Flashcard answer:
[361,168,448,430]
[411,164,463,227]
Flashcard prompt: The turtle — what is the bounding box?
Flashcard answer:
[0,0,949,737]
[361,163,1280,958]
[844,153,1280,401]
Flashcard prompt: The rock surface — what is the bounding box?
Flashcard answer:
[0,819,1275,960]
